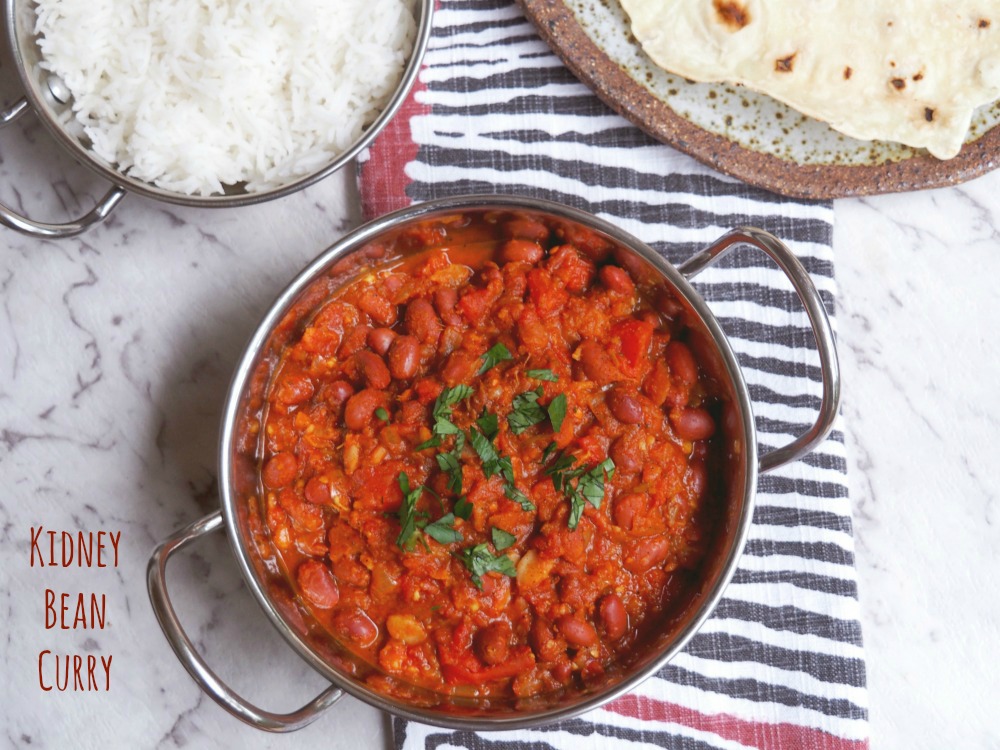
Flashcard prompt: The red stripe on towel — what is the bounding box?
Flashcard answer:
[606,693,868,750]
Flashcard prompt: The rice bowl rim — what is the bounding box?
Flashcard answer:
[3,0,434,206]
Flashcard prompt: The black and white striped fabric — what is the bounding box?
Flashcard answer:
[358,1,869,747]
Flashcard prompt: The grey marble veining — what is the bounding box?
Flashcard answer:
[835,175,1000,749]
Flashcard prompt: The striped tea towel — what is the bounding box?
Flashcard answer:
[356,1,869,747]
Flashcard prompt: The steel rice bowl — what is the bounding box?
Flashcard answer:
[146,195,840,732]
[0,0,433,237]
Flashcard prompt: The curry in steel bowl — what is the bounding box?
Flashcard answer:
[149,196,839,731]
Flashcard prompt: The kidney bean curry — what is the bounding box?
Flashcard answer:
[243,211,723,701]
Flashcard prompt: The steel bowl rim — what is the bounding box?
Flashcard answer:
[217,194,759,730]
[2,0,434,207]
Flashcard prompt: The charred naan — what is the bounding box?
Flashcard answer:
[618,0,1000,158]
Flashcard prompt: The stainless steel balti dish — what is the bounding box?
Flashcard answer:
[147,195,840,732]
[0,0,433,238]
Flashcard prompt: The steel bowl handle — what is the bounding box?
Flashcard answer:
[0,98,127,238]
[678,227,841,474]
[147,510,344,732]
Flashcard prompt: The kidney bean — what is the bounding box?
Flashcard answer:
[262,452,297,488]
[577,340,619,385]
[613,493,645,531]
[555,615,598,648]
[687,459,707,499]
[388,335,420,380]
[367,327,396,355]
[344,389,384,431]
[297,560,339,609]
[530,620,564,662]
[607,386,643,424]
[666,341,698,386]
[499,239,544,265]
[475,621,512,665]
[405,298,443,344]
[304,476,331,505]
[326,380,355,406]
[625,537,670,573]
[670,407,716,441]
[441,350,477,386]
[274,373,314,406]
[504,217,549,243]
[599,594,628,640]
[433,287,462,326]
[599,265,635,295]
[334,610,379,647]
[610,432,644,474]
[355,350,391,389]
[386,614,427,645]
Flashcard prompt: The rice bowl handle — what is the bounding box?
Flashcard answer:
[0,99,127,238]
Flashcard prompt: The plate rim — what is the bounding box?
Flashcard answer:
[517,0,1000,200]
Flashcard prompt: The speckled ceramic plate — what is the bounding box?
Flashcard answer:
[518,0,1000,199]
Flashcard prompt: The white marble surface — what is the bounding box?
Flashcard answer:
[1,61,1000,750]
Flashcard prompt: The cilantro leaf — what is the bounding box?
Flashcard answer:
[547,393,567,433]
[477,343,513,375]
[375,407,390,422]
[526,368,558,382]
[544,454,580,491]
[429,385,473,441]
[470,428,504,478]
[435,384,474,413]
[544,455,616,530]
[508,387,546,434]
[424,513,463,545]
[459,543,517,588]
[504,481,535,512]
[491,527,517,551]
[436,451,463,495]
[578,458,615,509]
[476,408,499,440]
[396,472,426,550]
[415,436,442,451]
[567,494,586,530]
[454,496,473,520]
[541,441,559,464]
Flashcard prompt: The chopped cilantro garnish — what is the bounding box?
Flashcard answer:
[454,496,473,520]
[541,441,559,464]
[436,451,463,495]
[429,384,473,441]
[459,543,517,588]
[547,393,567,433]
[504,481,535,512]
[397,472,465,549]
[423,513,463,545]
[470,428,506,478]
[396,472,426,550]
[544,455,616,530]
[526,368,558,382]
[477,343,513,375]
[374,407,390,422]
[475,408,499,440]
[491,527,517,551]
[415,436,442,451]
[508,387,546,434]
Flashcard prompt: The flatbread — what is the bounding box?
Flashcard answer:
[618,0,1000,159]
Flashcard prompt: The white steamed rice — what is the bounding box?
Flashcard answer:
[33,0,417,196]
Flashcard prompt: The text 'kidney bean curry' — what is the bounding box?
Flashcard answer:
[241,211,725,702]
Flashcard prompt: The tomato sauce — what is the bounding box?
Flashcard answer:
[246,211,722,700]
